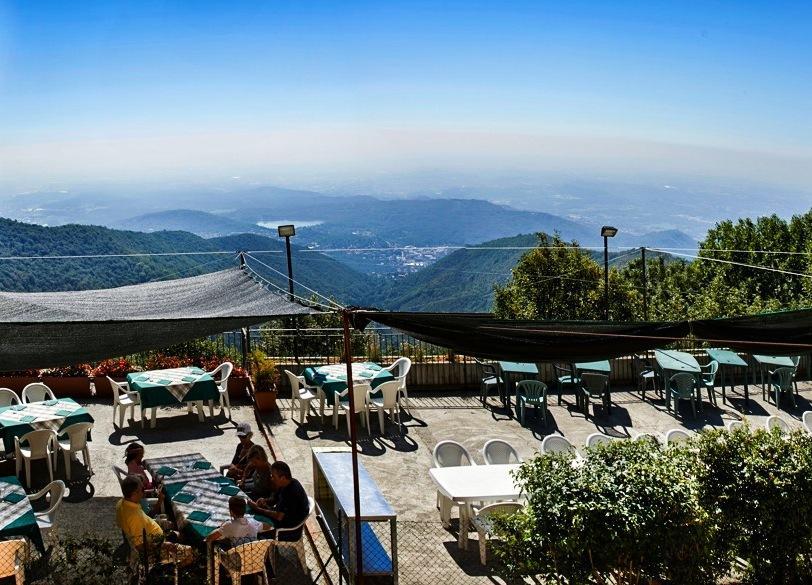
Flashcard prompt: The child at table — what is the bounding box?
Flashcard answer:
[205,496,271,549]
[239,445,273,500]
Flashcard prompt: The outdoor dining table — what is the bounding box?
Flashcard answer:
[303,362,394,406]
[498,362,538,410]
[751,355,795,391]
[127,367,220,427]
[0,398,93,453]
[706,349,749,409]
[429,464,522,550]
[0,475,45,554]
[573,360,612,414]
[654,350,704,412]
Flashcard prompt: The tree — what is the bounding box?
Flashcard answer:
[493,233,636,320]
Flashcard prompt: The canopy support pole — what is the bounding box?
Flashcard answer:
[642,247,648,321]
[342,310,364,584]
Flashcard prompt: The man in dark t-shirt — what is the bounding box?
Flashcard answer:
[249,460,310,541]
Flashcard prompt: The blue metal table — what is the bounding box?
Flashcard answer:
[706,348,749,410]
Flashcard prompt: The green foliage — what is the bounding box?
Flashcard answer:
[493,233,636,320]
[249,349,279,391]
[29,535,132,584]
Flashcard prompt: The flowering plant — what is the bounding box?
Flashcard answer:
[0,369,40,377]
[41,363,92,378]
[92,358,139,378]
[144,354,194,371]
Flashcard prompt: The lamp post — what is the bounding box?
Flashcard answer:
[600,226,618,320]
[277,224,296,302]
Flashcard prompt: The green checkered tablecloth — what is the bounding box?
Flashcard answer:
[0,398,93,452]
[127,367,219,409]
[146,453,274,542]
[303,362,394,406]
[0,476,45,553]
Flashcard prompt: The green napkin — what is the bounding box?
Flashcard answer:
[187,510,211,523]
[173,492,196,504]
[56,409,73,417]
[157,378,172,385]
[157,466,177,477]
[10,405,25,411]
[359,371,373,378]
[134,375,148,381]
[192,460,212,470]
[20,415,36,423]
[336,375,347,381]
[3,492,24,504]
[366,364,382,371]
[182,376,197,382]
[219,485,240,496]
[43,399,58,406]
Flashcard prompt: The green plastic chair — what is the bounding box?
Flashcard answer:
[767,367,796,409]
[701,360,719,406]
[668,372,698,418]
[579,373,610,417]
[553,364,579,405]
[515,380,547,426]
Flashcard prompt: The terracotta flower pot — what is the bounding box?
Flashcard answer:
[93,375,128,398]
[254,389,278,413]
[41,376,92,398]
[0,377,39,393]
[227,377,250,400]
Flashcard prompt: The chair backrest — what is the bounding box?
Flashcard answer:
[229,539,274,575]
[633,354,652,374]
[22,382,55,403]
[61,421,94,450]
[210,361,234,381]
[352,383,371,412]
[771,367,794,391]
[726,419,744,432]
[476,501,522,521]
[432,440,473,467]
[372,380,401,409]
[275,496,316,540]
[541,434,576,455]
[0,538,27,577]
[516,380,546,401]
[581,373,609,395]
[474,358,499,379]
[585,432,613,448]
[17,429,55,457]
[665,428,692,445]
[669,373,696,397]
[803,411,812,435]
[112,464,129,486]
[482,439,521,464]
[387,357,412,379]
[703,360,719,382]
[553,363,573,377]
[0,388,20,407]
[284,370,302,399]
[30,479,66,520]
[791,356,800,368]
[766,415,790,433]
[108,376,130,405]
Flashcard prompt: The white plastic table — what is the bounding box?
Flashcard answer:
[429,464,522,549]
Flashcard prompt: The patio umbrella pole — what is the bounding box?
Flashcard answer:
[342,309,365,585]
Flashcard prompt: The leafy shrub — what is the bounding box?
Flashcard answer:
[91,357,139,378]
[144,353,194,370]
[29,535,132,584]
[249,349,279,392]
[0,368,40,377]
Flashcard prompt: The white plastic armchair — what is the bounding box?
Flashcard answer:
[15,429,57,488]
[214,539,273,585]
[57,421,93,480]
[334,383,372,434]
[207,362,234,419]
[270,496,316,574]
[766,415,791,434]
[0,388,20,407]
[285,369,316,423]
[726,419,745,432]
[432,440,475,527]
[112,464,129,486]
[482,439,521,464]
[664,428,692,445]
[28,479,66,539]
[803,411,812,435]
[367,380,402,434]
[384,357,412,412]
[585,432,613,449]
[471,502,523,565]
[21,383,55,404]
[0,538,28,585]
[110,377,140,428]
[541,434,576,455]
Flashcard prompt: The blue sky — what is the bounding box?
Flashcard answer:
[0,1,810,187]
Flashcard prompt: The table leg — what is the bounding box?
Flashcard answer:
[150,407,157,428]
[195,401,205,422]
[743,368,750,412]
[458,503,469,550]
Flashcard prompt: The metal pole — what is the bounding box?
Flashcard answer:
[641,247,648,321]
[342,311,364,585]
[603,235,610,320]
[285,235,294,302]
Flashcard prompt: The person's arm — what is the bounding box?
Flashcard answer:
[239,462,255,485]
[205,529,223,543]
[248,498,277,519]
[149,489,165,515]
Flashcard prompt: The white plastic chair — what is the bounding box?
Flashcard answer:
[766,415,791,434]
[802,411,812,435]
[15,429,57,488]
[727,419,745,432]
[28,479,66,539]
[214,539,273,585]
[57,421,93,481]
[112,464,129,486]
[585,432,613,449]
[208,362,234,419]
[384,357,412,412]
[334,383,372,434]
[0,388,20,407]
[0,538,28,585]
[482,439,521,464]
[270,496,316,574]
[21,383,55,404]
[541,434,576,455]
[285,370,317,423]
[471,502,522,565]
[432,440,475,526]
[664,428,692,445]
[367,381,402,434]
[110,377,140,428]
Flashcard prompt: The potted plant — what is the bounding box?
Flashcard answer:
[41,363,93,397]
[92,358,139,398]
[144,353,194,371]
[249,350,279,412]
[226,366,250,400]
[0,369,40,392]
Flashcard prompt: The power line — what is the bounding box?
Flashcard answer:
[244,253,344,310]
[241,264,338,313]
[647,248,812,280]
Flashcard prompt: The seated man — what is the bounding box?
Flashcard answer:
[205,495,272,549]
[116,474,194,566]
[249,461,310,541]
